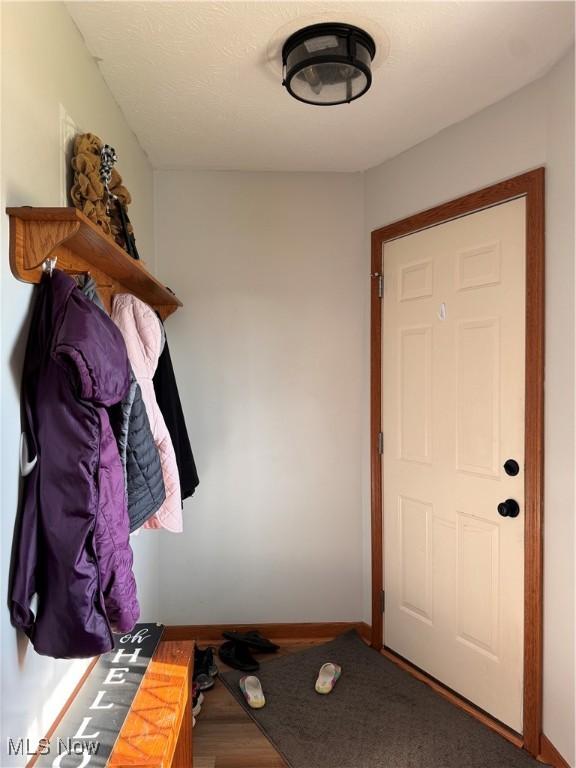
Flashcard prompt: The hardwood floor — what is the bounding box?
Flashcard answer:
[193,639,324,768]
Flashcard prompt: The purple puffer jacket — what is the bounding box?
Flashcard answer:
[10,271,139,658]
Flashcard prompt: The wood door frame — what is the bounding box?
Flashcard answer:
[370,168,545,756]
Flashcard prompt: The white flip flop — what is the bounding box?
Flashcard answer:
[315,662,342,694]
[239,675,266,708]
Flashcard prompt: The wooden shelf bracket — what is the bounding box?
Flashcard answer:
[7,206,182,320]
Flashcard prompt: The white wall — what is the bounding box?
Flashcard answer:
[154,170,365,625]
[2,3,573,766]
[364,47,575,766]
[154,51,574,762]
[1,4,158,764]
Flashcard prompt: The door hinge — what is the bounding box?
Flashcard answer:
[377,431,384,455]
[371,272,383,298]
[381,590,386,613]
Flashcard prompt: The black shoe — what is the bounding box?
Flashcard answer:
[205,646,219,677]
[195,672,214,691]
[194,646,217,690]
[195,645,218,674]
[218,640,260,672]
[221,630,280,654]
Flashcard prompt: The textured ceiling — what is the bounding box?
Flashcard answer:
[67,1,574,172]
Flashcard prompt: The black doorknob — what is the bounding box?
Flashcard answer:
[503,459,520,476]
[498,499,520,518]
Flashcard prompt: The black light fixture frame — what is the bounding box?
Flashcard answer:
[282,22,377,106]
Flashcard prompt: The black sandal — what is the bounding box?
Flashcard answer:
[218,640,260,671]
[221,631,280,653]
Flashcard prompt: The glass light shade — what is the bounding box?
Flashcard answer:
[282,23,376,106]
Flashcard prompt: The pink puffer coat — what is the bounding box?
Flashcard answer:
[111,294,183,532]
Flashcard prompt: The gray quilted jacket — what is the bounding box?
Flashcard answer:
[82,278,166,531]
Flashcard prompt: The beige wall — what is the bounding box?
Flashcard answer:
[0,3,157,764]
[153,170,366,625]
[364,47,575,766]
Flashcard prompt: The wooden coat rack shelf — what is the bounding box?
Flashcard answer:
[7,207,182,319]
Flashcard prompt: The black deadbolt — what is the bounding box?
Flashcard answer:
[498,499,520,518]
[503,459,520,476]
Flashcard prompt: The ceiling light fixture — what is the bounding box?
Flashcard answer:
[281,22,376,106]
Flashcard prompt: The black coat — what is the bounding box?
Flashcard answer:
[110,375,166,532]
[153,320,199,500]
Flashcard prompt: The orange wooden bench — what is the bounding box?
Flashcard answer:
[109,640,194,768]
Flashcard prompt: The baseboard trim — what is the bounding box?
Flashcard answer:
[538,735,571,768]
[26,656,99,768]
[380,647,526,751]
[164,621,371,643]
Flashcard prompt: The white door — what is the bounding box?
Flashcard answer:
[382,198,526,731]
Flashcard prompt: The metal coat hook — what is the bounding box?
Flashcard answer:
[42,257,58,276]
